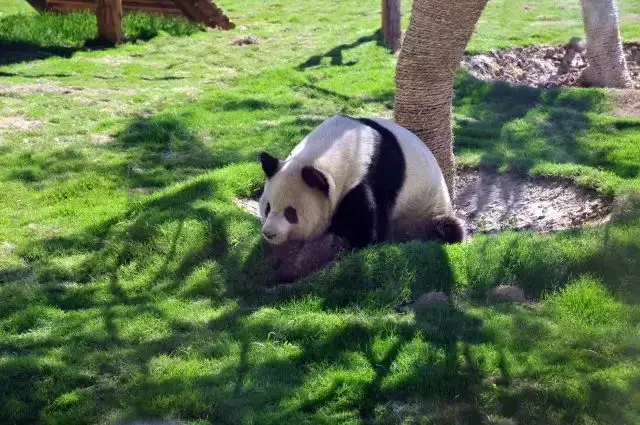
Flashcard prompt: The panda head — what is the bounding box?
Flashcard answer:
[258,152,333,245]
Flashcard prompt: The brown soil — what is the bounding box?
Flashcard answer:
[230,36,260,46]
[454,169,610,235]
[234,169,611,237]
[461,41,640,89]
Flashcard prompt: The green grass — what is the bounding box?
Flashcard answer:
[453,75,640,195]
[0,0,32,17]
[1,0,640,424]
[0,10,203,50]
[471,0,640,52]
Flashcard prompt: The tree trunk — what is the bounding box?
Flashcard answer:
[382,0,402,53]
[394,0,488,199]
[96,0,123,44]
[580,0,632,88]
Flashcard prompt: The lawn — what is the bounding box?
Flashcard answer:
[1,0,640,424]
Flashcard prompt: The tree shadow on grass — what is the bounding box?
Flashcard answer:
[0,173,273,422]
[458,193,640,303]
[114,117,229,189]
[212,277,494,424]
[297,29,386,70]
[109,103,331,189]
[293,82,395,112]
[281,242,458,310]
[0,41,83,66]
[0,37,151,67]
[453,72,640,180]
[356,303,489,423]
[3,186,640,424]
[4,109,322,194]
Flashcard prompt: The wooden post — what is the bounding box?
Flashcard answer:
[382,0,401,53]
[96,0,123,44]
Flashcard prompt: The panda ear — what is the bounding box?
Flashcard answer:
[260,152,281,178]
[301,166,329,197]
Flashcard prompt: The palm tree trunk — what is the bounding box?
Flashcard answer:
[580,0,632,88]
[394,0,488,198]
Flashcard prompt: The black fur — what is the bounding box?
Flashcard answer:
[327,117,406,248]
[329,183,377,248]
[260,152,280,178]
[429,216,466,243]
[301,165,330,197]
[392,215,466,244]
[411,215,466,244]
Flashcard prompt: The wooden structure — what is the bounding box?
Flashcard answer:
[381,0,401,53]
[96,0,122,42]
[25,0,234,32]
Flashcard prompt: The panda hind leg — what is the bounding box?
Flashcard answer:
[393,215,466,244]
[419,215,466,244]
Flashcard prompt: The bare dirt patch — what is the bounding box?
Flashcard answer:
[234,169,611,237]
[233,197,260,216]
[455,169,610,234]
[614,88,640,117]
[230,36,260,46]
[0,117,41,132]
[95,56,133,66]
[461,41,640,89]
[91,134,114,145]
[0,82,78,96]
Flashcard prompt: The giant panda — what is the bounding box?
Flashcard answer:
[258,114,464,282]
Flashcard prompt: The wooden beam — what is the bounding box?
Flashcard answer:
[172,0,234,29]
[41,0,234,30]
[382,0,401,53]
[171,0,199,22]
[96,0,123,44]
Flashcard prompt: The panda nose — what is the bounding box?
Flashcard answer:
[263,230,277,240]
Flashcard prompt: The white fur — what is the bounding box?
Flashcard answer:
[286,115,378,211]
[259,162,331,245]
[260,115,453,244]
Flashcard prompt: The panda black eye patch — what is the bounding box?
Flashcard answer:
[265,203,271,216]
[284,206,298,223]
